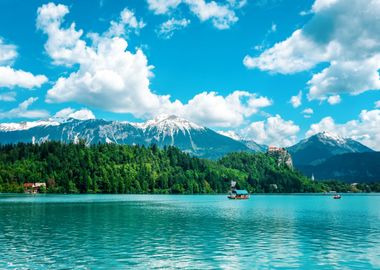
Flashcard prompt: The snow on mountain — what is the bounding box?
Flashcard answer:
[288,131,374,166]
[217,130,242,141]
[0,119,60,131]
[217,130,267,152]
[0,115,251,159]
[315,131,347,144]
[140,114,203,132]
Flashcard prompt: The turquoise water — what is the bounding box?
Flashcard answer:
[0,194,379,269]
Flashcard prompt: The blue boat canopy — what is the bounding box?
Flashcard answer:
[234,190,248,195]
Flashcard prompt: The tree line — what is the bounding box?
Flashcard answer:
[0,142,378,194]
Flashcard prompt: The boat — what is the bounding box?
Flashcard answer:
[333,194,342,199]
[227,181,249,200]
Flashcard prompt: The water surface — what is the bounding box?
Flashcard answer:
[0,194,379,269]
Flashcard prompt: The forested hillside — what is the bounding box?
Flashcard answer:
[298,152,380,183]
[0,142,327,194]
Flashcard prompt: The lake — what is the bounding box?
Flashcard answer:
[0,194,379,269]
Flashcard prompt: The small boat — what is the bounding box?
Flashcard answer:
[227,181,249,200]
[333,194,342,199]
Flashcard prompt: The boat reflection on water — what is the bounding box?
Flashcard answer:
[227,181,249,200]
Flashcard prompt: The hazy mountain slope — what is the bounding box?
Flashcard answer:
[298,152,380,183]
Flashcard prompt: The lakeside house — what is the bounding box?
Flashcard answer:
[23,183,46,193]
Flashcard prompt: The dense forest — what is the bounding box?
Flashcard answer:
[0,142,379,194]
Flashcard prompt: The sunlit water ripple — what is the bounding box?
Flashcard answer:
[0,194,379,269]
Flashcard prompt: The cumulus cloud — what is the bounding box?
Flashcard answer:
[38,3,163,117]
[157,18,191,39]
[0,39,48,89]
[147,0,243,29]
[0,97,49,119]
[178,91,272,127]
[244,29,330,74]
[36,3,86,66]
[0,92,16,102]
[241,114,300,147]
[244,0,380,102]
[327,95,341,105]
[290,91,302,108]
[0,66,48,89]
[375,100,380,108]
[306,110,380,150]
[38,3,270,128]
[54,108,95,120]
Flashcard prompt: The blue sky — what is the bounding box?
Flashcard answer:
[0,0,380,149]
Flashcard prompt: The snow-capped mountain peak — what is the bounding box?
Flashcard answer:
[0,119,61,132]
[141,114,204,133]
[315,131,347,144]
[288,130,374,166]
[0,112,95,132]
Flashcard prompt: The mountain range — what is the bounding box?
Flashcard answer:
[0,115,378,182]
[0,115,253,159]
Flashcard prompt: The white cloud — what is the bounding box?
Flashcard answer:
[290,90,302,108]
[157,18,191,39]
[147,0,181,14]
[36,3,86,66]
[312,0,339,12]
[38,3,269,128]
[375,100,380,108]
[306,110,380,150]
[303,108,314,114]
[0,38,48,89]
[107,8,146,37]
[0,92,16,102]
[244,29,329,74]
[0,66,48,89]
[327,95,341,105]
[54,108,95,120]
[241,114,300,147]
[302,108,314,118]
[38,3,162,117]
[244,0,380,102]
[0,97,49,119]
[0,38,17,65]
[185,0,238,29]
[147,0,242,29]
[178,91,272,127]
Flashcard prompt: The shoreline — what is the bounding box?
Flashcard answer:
[1,192,380,196]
